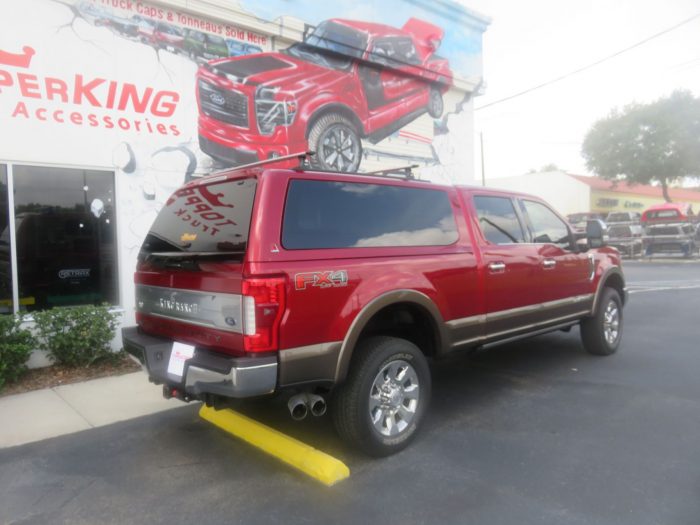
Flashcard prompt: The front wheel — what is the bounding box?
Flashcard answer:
[580,288,623,355]
[307,113,362,172]
[331,336,431,457]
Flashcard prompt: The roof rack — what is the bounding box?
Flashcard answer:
[209,150,315,175]
[207,152,423,182]
[363,164,420,180]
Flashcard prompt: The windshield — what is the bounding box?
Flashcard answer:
[285,21,367,71]
[139,178,256,260]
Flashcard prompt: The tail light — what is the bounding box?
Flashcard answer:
[242,277,286,353]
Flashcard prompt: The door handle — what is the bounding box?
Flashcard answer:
[542,259,557,269]
[488,261,506,273]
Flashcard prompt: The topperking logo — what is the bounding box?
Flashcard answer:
[0,45,182,136]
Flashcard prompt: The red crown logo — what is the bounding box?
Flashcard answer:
[0,46,35,68]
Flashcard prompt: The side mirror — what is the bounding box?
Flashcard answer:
[586,219,607,248]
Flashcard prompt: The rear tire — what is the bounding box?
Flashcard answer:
[581,288,623,355]
[331,336,431,457]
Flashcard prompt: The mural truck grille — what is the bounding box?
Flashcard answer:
[198,80,249,128]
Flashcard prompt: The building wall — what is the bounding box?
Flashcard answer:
[0,0,488,365]
[590,189,700,214]
[485,171,591,216]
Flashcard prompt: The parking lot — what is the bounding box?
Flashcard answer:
[2,260,700,525]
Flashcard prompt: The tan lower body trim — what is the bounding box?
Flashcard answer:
[278,342,342,386]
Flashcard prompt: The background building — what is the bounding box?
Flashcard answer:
[0,0,489,364]
[487,171,700,216]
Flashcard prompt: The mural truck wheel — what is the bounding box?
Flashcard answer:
[308,114,362,173]
[428,87,444,118]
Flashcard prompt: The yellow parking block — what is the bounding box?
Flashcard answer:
[199,405,350,486]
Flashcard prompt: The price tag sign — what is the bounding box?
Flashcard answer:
[167,342,196,378]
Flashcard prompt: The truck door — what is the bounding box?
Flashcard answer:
[471,194,547,338]
[518,198,594,314]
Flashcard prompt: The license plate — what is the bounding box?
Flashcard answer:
[166,45,175,52]
[167,342,196,378]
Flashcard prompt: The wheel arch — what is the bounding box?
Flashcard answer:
[305,103,365,140]
[592,266,626,314]
[334,290,447,384]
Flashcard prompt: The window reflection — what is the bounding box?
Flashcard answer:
[283,180,458,249]
[12,166,118,311]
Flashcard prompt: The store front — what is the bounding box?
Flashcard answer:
[0,0,488,357]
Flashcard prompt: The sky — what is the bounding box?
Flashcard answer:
[461,0,700,181]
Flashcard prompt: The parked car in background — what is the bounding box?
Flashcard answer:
[226,40,264,57]
[606,211,641,225]
[567,212,606,233]
[641,202,695,225]
[643,223,697,258]
[184,30,229,62]
[607,224,643,258]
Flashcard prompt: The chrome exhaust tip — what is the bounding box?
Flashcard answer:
[287,394,308,421]
[306,393,327,417]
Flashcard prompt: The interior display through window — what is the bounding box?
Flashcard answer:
[12,166,118,311]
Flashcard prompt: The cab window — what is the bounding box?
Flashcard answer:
[521,200,571,248]
[473,195,526,244]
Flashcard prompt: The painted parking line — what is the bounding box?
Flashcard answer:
[199,405,350,487]
[627,282,700,294]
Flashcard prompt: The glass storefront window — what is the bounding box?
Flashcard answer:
[0,165,12,314]
[12,166,118,311]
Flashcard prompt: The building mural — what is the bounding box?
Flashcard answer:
[0,0,488,323]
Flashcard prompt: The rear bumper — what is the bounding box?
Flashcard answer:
[122,326,277,399]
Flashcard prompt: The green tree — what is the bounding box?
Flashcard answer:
[582,90,700,202]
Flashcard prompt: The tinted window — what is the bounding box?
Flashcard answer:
[12,166,118,311]
[282,180,458,249]
[141,178,256,256]
[473,195,525,244]
[522,200,571,248]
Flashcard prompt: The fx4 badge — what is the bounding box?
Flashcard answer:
[295,270,348,290]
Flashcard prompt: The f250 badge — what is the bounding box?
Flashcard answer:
[295,270,348,290]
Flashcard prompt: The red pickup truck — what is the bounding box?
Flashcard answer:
[123,158,626,456]
[196,18,451,172]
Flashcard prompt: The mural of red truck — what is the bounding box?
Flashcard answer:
[196,18,452,172]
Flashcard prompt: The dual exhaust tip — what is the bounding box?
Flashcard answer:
[287,393,327,420]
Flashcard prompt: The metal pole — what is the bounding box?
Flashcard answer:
[480,132,486,186]
[7,164,20,314]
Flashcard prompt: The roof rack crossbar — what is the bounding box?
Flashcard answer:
[364,164,419,180]
[209,150,315,175]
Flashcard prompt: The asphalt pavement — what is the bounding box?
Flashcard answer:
[1,261,700,525]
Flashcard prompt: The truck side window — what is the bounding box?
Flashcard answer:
[473,195,525,244]
[521,200,571,248]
